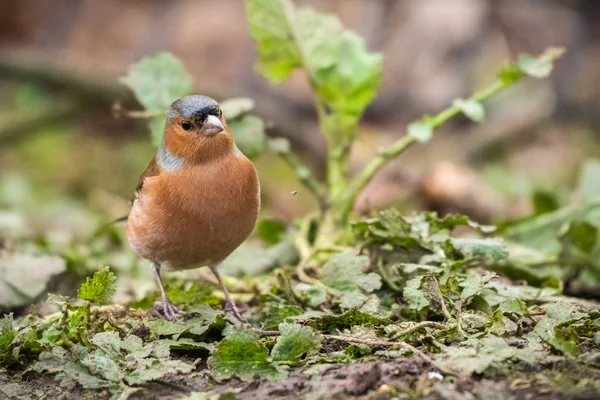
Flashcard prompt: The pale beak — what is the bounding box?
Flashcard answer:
[201,115,224,136]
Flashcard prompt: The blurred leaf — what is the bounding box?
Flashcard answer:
[221,97,255,120]
[421,212,496,234]
[121,53,193,147]
[562,221,598,254]
[577,159,600,202]
[0,254,66,308]
[408,121,433,143]
[228,115,266,159]
[518,47,565,79]
[271,323,321,363]
[449,238,508,261]
[267,137,291,154]
[246,0,302,82]
[454,98,485,122]
[120,53,193,113]
[77,266,116,305]
[256,219,288,246]
[208,326,284,381]
[497,63,524,85]
[294,283,327,307]
[246,0,381,133]
[148,116,166,148]
[532,190,560,215]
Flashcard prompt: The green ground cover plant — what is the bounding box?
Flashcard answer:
[2,1,599,399]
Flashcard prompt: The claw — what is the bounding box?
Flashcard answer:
[225,299,247,323]
[153,300,187,321]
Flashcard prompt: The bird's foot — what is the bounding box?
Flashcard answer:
[225,299,247,323]
[153,300,188,321]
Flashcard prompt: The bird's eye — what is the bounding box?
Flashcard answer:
[181,121,192,131]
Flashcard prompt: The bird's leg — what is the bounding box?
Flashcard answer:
[152,262,187,321]
[210,266,246,323]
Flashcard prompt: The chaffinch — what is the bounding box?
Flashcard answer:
[126,95,260,322]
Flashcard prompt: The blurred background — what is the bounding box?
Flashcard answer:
[1,0,600,307]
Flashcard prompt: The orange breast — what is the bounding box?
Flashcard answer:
[127,154,260,270]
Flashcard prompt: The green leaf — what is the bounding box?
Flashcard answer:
[562,221,598,254]
[221,97,255,120]
[125,358,195,386]
[120,52,193,113]
[148,116,167,148]
[298,309,390,333]
[267,137,291,154]
[246,0,381,131]
[403,276,429,312]
[120,53,193,147]
[256,219,288,246]
[294,283,328,307]
[437,337,516,376]
[263,303,305,331]
[518,47,565,79]
[532,302,590,356]
[422,212,496,234]
[89,331,121,356]
[77,266,116,305]
[449,238,508,261]
[454,98,485,122]
[0,314,17,365]
[208,326,284,381]
[320,252,381,307]
[0,254,66,308]
[532,190,560,215]
[577,159,600,202]
[81,350,123,383]
[33,347,112,389]
[228,115,266,160]
[246,0,302,82]
[147,305,225,340]
[271,323,321,363]
[408,121,433,143]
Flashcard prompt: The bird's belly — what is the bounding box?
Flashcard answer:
[127,190,258,270]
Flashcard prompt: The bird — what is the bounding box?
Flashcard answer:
[125,95,260,322]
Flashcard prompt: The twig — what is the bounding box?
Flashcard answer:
[255,328,461,378]
[112,102,164,120]
[390,321,447,339]
[322,334,460,377]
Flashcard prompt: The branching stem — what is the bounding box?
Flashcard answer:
[337,80,510,222]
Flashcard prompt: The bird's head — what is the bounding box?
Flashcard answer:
[162,95,234,163]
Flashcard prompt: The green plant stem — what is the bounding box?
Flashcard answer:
[337,80,510,223]
[278,150,328,210]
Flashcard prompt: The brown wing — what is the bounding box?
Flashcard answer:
[134,156,160,201]
[112,157,160,224]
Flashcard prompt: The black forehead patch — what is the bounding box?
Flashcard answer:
[169,95,221,123]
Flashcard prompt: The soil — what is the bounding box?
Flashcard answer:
[4,356,600,400]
